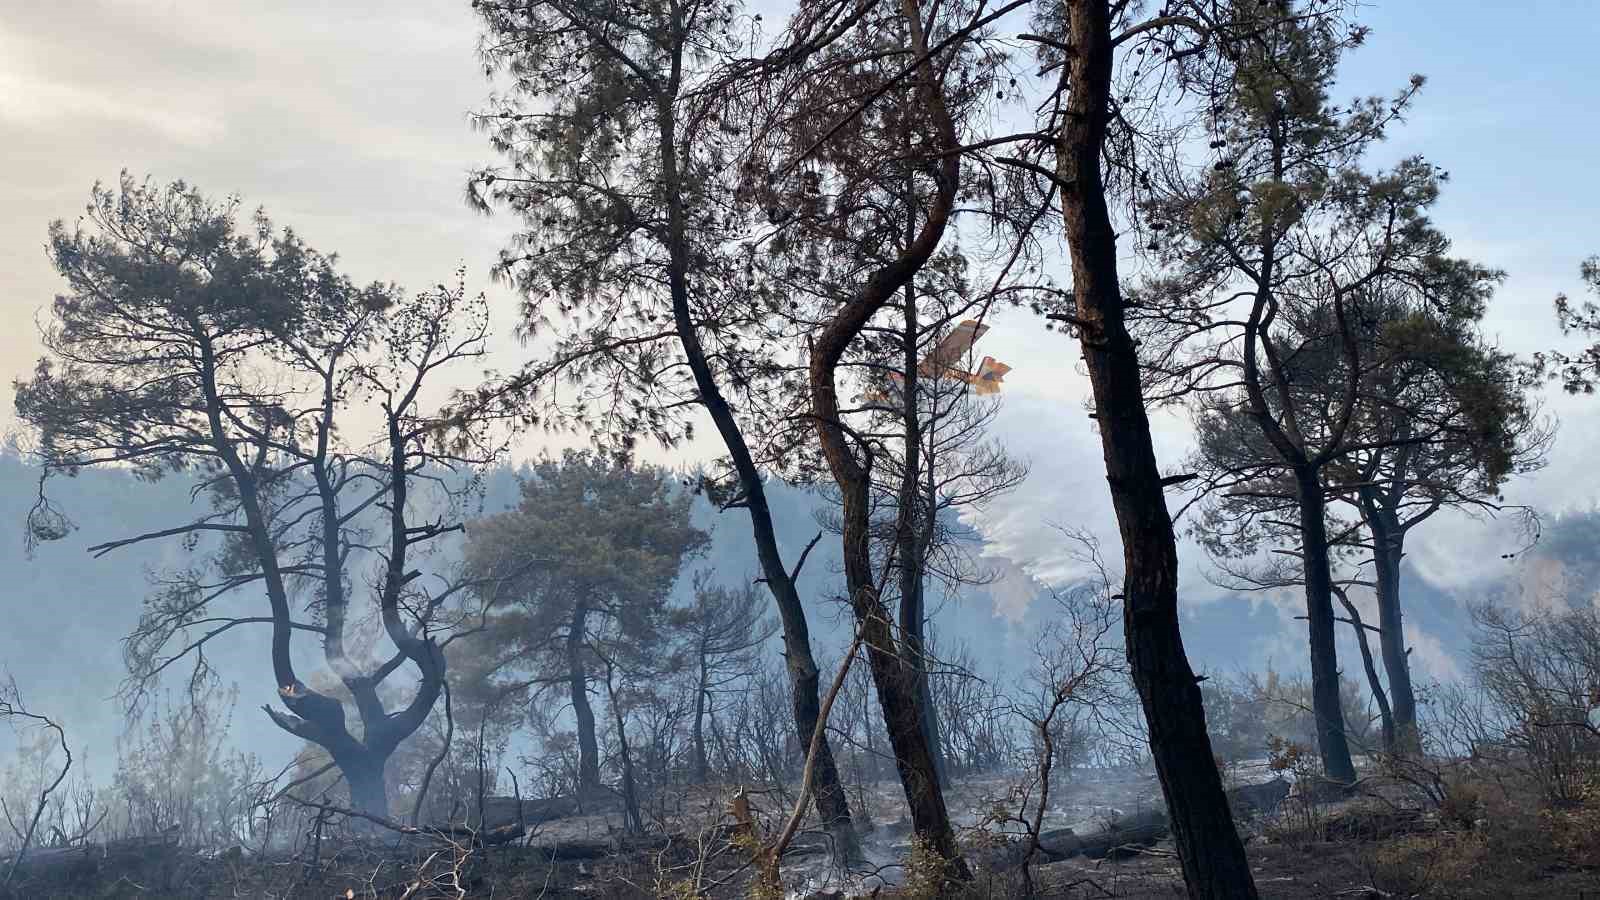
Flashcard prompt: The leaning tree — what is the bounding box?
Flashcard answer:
[15,175,508,819]
[752,0,986,867]
[460,0,874,861]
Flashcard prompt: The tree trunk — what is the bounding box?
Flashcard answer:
[340,750,391,822]
[1053,2,1258,897]
[692,665,710,784]
[1294,467,1359,782]
[656,97,861,867]
[832,469,964,873]
[1334,586,1395,754]
[1370,512,1420,755]
[567,601,602,796]
[605,670,644,835]
[895,140,946,793]
[918,672,945,787]
[801,0,965,871]
[808,213,966,875]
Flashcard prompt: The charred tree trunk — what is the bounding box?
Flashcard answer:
[805,0,966,871]
[567,600,602,797]
[782,652,858,861]
[809,424,965,872]
[340,751,391,823]
[813,302,960,864]
[1333,586,1395,754]
[204,341,442,828]
[655,93,859,862]
[1294,467,1359,781]
[1367,503,1420,755]
[1052,3,1258,897]
[895,273,946,790]
[692,659,710,783]
[604,666,645,835]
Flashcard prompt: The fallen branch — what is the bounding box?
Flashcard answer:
[755,628,864,889]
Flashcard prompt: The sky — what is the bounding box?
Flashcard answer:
[2,0,1599,686]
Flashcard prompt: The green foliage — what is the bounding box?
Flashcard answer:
[13,173,500,819]
[1539,255,1600,393]
[454,450,708,723]
[14,172,397,484]
[466,0,757,450]
[900,832,959,900]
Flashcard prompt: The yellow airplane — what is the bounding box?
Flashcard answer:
[879,319,1011,399]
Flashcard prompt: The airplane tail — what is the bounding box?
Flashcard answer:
[972,356,1011,395]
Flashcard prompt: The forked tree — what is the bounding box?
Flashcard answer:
[15,176,508,820]
[1188,297,1547,755]
[769,0,973,869]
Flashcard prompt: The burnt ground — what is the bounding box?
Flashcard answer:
[5,766,1599,898]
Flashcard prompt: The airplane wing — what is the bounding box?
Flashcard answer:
[920,319,989,374]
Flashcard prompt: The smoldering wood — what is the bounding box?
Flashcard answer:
[448,792,629,832]
[1024,779,1290,862]
[0,829,182,879]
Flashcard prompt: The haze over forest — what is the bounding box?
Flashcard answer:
[2,1,1599,898]
[3,0,1596,765]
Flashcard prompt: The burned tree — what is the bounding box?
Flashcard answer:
[15,175,506,820]
[1130,2,1509,781]
[1178,287,1509,773]
[1334,311,1545,755]
[732,0,1004,871]
[1014,534,1131,891]
[463,0,871,865]
[0,678,71,887]
[678,575,780,785]
[1013,0,1279,895]
[1196,296,1547,755]
[464,0,1013,868]
[873,298,1028,788]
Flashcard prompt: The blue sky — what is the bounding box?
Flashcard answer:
[1,0,1597,691]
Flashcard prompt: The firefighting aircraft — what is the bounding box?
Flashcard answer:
[877,319,1011,400]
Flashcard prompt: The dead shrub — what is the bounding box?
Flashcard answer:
[1369,831,1489,898]
[1540,775,1600,868]
[1436,774,1483,831]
